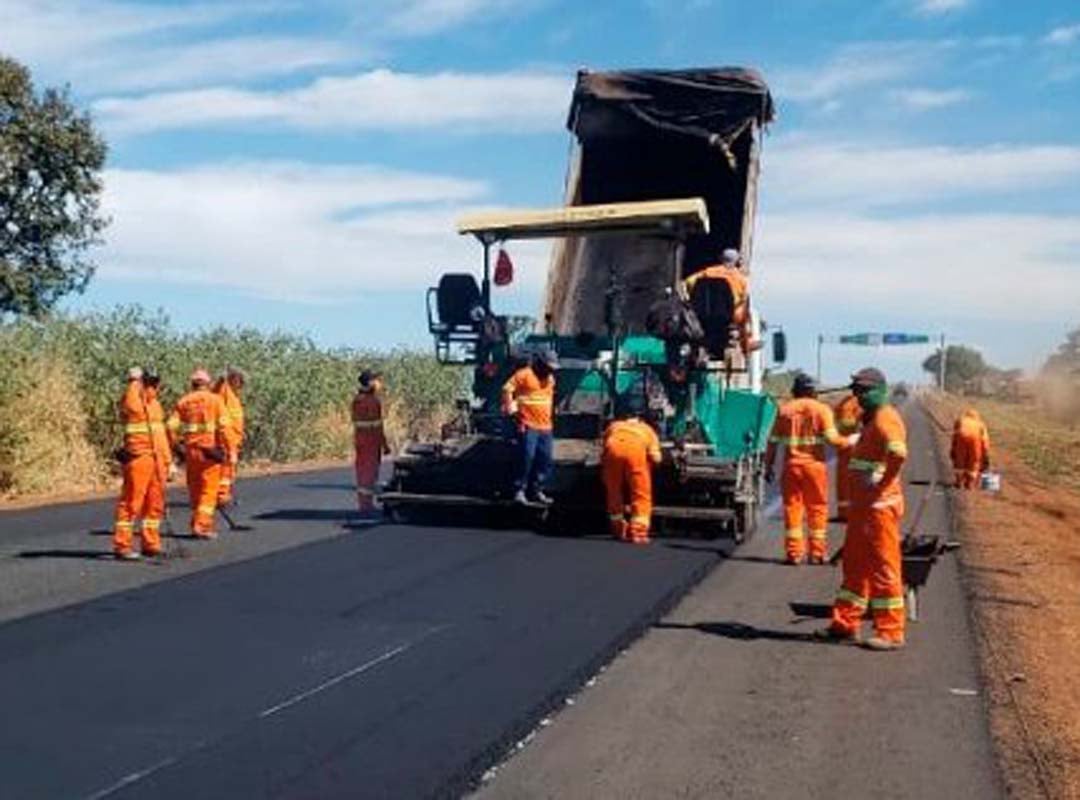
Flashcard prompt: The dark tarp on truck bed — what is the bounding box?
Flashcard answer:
[568,68,774,146]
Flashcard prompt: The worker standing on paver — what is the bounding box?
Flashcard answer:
[502,350,558,505]
[951,408,991,490]
[681,248,757,356]
[820,367,908,651]
[765,373,851,565]
[167,368,227,539]
[352,370,389,515]
[833,391,863,522]
[214,367,246,507]
[601,400,663,544]
[112,366,171,560]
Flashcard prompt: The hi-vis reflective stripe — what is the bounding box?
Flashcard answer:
[608,513,625,521]
[197,504,215,516]
[124,421,165,434]
[887,440,908,457]
[629,515,650,524]
[517,393,552,406]
[784,529,804,540]
[836,588,868,608]
[809,529,828,540]
[869,596,905,610]
[353,419,383,429]
[114,520,134,529]
[181,422,217,434]
[770,435,824,446]
[143,519,161,529]
[871,495,904,510]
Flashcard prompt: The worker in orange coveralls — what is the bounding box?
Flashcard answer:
[682,248,757,356]
[951,408,991,490]
[113,366,171,560]
[833,391,863,522]
[765,373,852,565]
[602,399,663,544]
[167,368,227,539]
[352,370,390,515]
[214,367,246,506]
[818,367,908,652]
[502,350,558,505]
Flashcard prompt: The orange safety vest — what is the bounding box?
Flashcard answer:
[216,381,245,455]
[770,397,842,465]
[603,418,662,464]
[352,389,384,439]
[849,405,908,508]
[683,264,750,324]
[119,381,170,461]
[502,367,555,432]
[168,389,226,449]
[834,394,862,436]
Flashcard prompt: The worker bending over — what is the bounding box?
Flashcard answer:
[601,400,663,544]
[502,350,558,505]
[352,370,390,514]
[833,391,862,522]
[765,373,851,565]
[681,248,757,356]
[951,408,991,489]
[168,369,227,539]
[113,366,171,560]
[214,367,246,506]
[820,367,908,651]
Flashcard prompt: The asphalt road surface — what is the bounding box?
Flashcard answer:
[0,469,724,799]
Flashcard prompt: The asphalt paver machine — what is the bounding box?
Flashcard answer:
[382,67,782,539]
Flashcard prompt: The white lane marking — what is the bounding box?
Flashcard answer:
[259,624,448,719]
[83,624,449,799]
[85,755,183,800]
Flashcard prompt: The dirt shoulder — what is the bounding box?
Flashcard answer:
[924,392,1080,799]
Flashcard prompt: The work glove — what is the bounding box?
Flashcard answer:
[862,471,883,490]
[846,434,860,447]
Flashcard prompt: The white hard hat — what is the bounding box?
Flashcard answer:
[721,248,740,264]
[127,366,144,380]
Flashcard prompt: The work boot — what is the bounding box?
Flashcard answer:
[863,636,904,652]
[785,556,802,566]
[193,530,218,540]
[530,490,554,505]
[813,626,858,645]
[809,555,826,566]
[512,489,529,505]
[115,550,141,562]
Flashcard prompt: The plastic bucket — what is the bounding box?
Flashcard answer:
[980,471,1002,492]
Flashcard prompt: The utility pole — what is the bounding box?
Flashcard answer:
[816,334,823,384]
[938,333,947,391]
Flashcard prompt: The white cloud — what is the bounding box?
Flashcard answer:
[756,211,1080,322]
[93,69,571,136]
[772,40,954,104]
[1044,23,1080,46]
[99,162,551,299]
[892,87,972,110]
[912,0,970,16]
[763,141,1080,209]
[0,0,359,93]
[375,0,534,37]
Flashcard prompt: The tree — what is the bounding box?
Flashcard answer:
[1043,326,1080,376]
[922,345,989,393]
[1,56,108,316]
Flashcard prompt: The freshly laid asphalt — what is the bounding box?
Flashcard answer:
[0,400,1000,799]
[0,469,722,799]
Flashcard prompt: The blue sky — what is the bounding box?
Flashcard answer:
[2,0,1078,384]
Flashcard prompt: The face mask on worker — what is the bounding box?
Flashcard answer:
[857,385,889,411]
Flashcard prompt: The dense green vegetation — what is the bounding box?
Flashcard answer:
[0,307,465,496]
